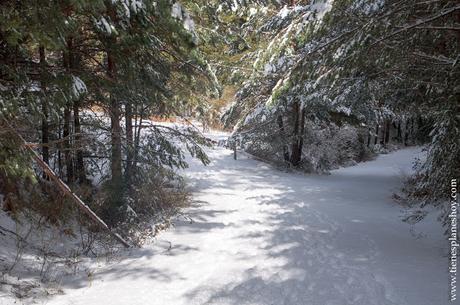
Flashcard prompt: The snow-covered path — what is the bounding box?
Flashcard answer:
[48,146,447,305]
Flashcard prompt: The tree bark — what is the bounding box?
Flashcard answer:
[108,52,122,186]
[63,43,74,183]
[39,46,49,165]
[367,128,371,147]
[379,122,385,145]
[404,119,409,146]
[125,102,134,183]
[277,114,290,162]
[73,99,86,183]
[290,101,305,166]
[384,119,391,145]
[66,38,86,183]
[63,107,74,183]
[374,124,379,145]
[133,105,144,173]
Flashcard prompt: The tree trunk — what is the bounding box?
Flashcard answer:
[63,43,74,183]
[374,124,379,145]
[290,101,305,166]
[379,122,385,145]
[63,108,74,183]
[410,118,415,144]
[66,38,86,183]
[39,46,49,165]
[73,99,86,183]
[57,120,63,177]
[125,102,134,183]
[367,128,371,147]
[384,120,391,145]
[404,119,409,146]
[133,105,144,173]
[108,52,122,186]
[277,115,290,162]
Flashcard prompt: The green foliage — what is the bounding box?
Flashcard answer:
[223,0,459,225]
[0,0,216,230]
[0,129,35,180]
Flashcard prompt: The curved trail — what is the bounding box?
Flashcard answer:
[48,146,447,305]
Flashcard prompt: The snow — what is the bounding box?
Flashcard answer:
[310,0,333,20]
[171,3,182,19]
[111,0,144,17]
[337,105,352,116]
[171,2,196,41]
[0,209,110,303]
[95,17,114,35]
[231,0,239,12]
[278,6,291,19]
[71,76,87,98]
[2,133,448,305]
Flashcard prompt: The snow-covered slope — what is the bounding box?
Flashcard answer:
[18,142,446,305]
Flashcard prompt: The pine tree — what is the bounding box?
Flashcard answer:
[1,0,214,226]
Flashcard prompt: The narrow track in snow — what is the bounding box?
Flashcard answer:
[47,145,447,305]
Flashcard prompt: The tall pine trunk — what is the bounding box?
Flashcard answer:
[277,114,290,162]
[396,121,402,143]
[133,105,144,173]
[379,121,385,145]
[125,102,134,183]
[63,108,74,183]
[63,42,74,183]
[39,46,49,165]
[73,99,86,183]
[290,101,305,166]
[108,53,122,187]
[384,119,391,146]
[404,119,409,146]
[374,124,379,145]
[67,38,86,183]
[367,128,371,147]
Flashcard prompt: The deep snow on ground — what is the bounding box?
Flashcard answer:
[2,140,448,305]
